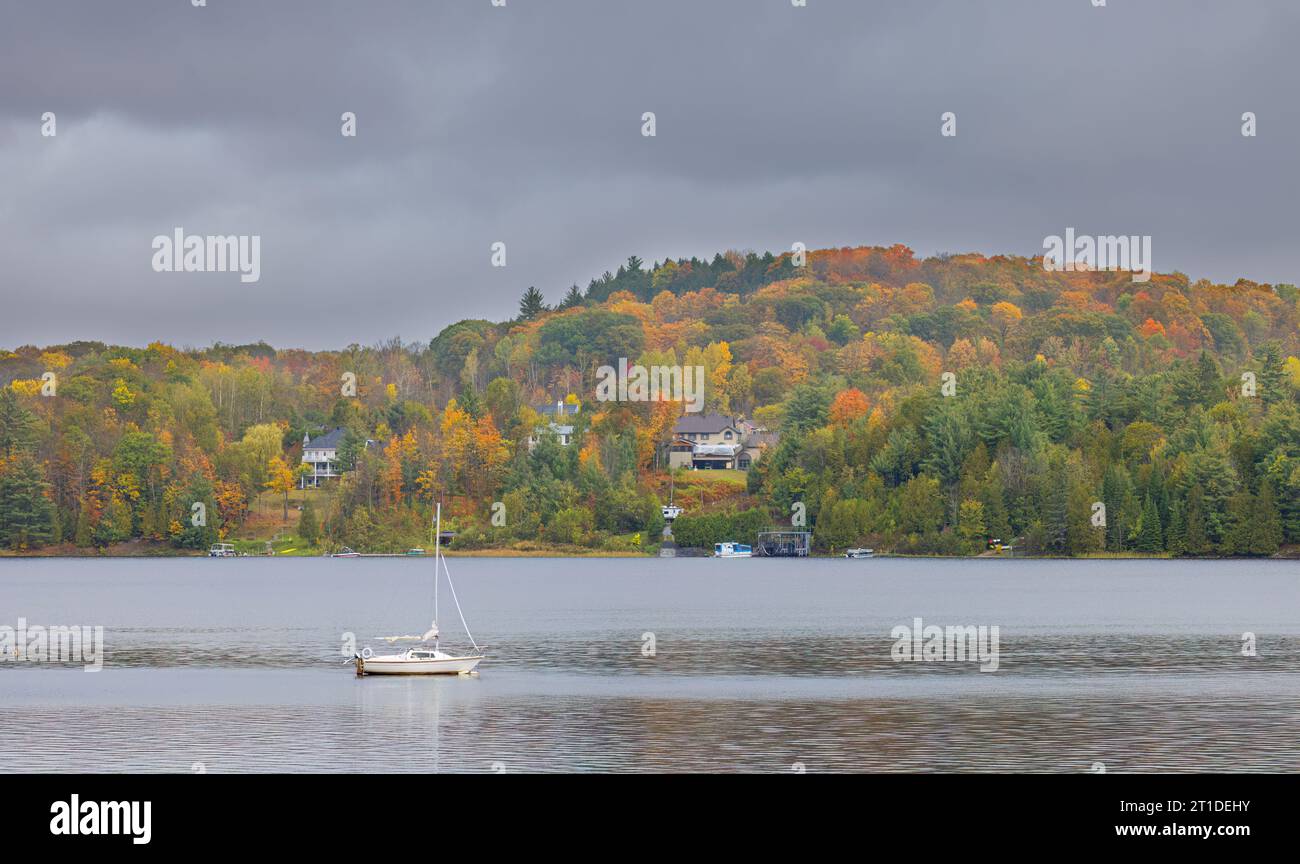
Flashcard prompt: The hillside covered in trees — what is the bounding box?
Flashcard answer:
[2,244,1298,557]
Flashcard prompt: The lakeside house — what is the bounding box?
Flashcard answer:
[666,413,778,471]
[526,400,580,450]
[300,427,377,488]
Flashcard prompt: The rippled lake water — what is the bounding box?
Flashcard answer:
[1,556,1297,772]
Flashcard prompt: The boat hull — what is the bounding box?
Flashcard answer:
[359,655,482,675]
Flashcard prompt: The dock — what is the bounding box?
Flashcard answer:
[754,530,811,557]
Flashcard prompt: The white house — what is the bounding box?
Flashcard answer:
[301,428,347,488]
[526,401,580,450]
[300,428,378,488]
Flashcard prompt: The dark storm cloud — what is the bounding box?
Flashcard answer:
[1,0,1297,349]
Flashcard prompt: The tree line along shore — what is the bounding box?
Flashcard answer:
[1,245,1297,559]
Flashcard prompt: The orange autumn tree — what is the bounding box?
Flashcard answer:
[468,416,509,499]
[638,398,680,470]
[829,388,871,427]
[213,480,248,531]
[377,430,420,509]
[1138,318,1166,338]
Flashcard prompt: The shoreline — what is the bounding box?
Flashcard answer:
[0,550,1294,561]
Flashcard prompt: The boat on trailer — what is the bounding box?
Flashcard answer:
[353,503,484,676]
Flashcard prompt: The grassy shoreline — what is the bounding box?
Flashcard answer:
[1,545,1294,560]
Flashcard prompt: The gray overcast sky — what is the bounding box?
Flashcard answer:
[1,0,1297,350]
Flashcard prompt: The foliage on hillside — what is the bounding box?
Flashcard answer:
[1,244,1298,556]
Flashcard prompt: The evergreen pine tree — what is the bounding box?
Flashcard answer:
[518,286,547,320]
[1250,483,1283,555]
[0,388,38,458]
[1102,464,1133,551]
[0,454,56,549]
[1166,501,1187,556]
[1135,495,1163,553]
[1184,484,1209,554]
[1221,491,1254,555]
[1193,350,1223,407]
[1043,461,1069,553]
[980,471,1010,540]
[558,284,584,309]
[1256,341,1285,405]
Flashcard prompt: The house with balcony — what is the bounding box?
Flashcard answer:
[300,427,377,488]
[666,413,777,470]
[301,428,345,488]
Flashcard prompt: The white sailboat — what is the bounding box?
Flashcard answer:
[354,503,484,676]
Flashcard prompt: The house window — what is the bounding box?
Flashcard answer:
[724,431,733,440]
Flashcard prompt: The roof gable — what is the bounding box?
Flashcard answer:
[673,412,737,434]
[305,427,347,450]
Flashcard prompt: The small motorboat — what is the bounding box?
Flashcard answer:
[208,543,237,558]
[845,548,874,559]
[713,541,752,558]
[331,547,360,558]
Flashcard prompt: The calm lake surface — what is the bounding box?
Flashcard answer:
[1,557,1297,773]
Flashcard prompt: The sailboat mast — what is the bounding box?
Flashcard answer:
[434,502,440,647]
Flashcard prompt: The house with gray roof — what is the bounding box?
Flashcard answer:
[300,427,377,488]
[527,400,581,450]
[666,413,777,470]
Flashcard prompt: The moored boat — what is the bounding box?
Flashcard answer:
[356,648,481,675]
[353,503,484,676]
[713,541,752,558]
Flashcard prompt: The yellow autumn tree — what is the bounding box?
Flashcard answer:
[991,301,1023,342]
[265,456,296,522]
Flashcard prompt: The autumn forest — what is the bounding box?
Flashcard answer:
[1,244,1298,558]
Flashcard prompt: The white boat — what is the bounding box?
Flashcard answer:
[713,541,752,558]
[662,473,683,521]
[331,546,360,558]
[845,548,874,559]
[208,543,237,558]
[358,648,482,675]
[354,503,484,676]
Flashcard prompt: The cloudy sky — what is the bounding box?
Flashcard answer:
[1,0,1297,350]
